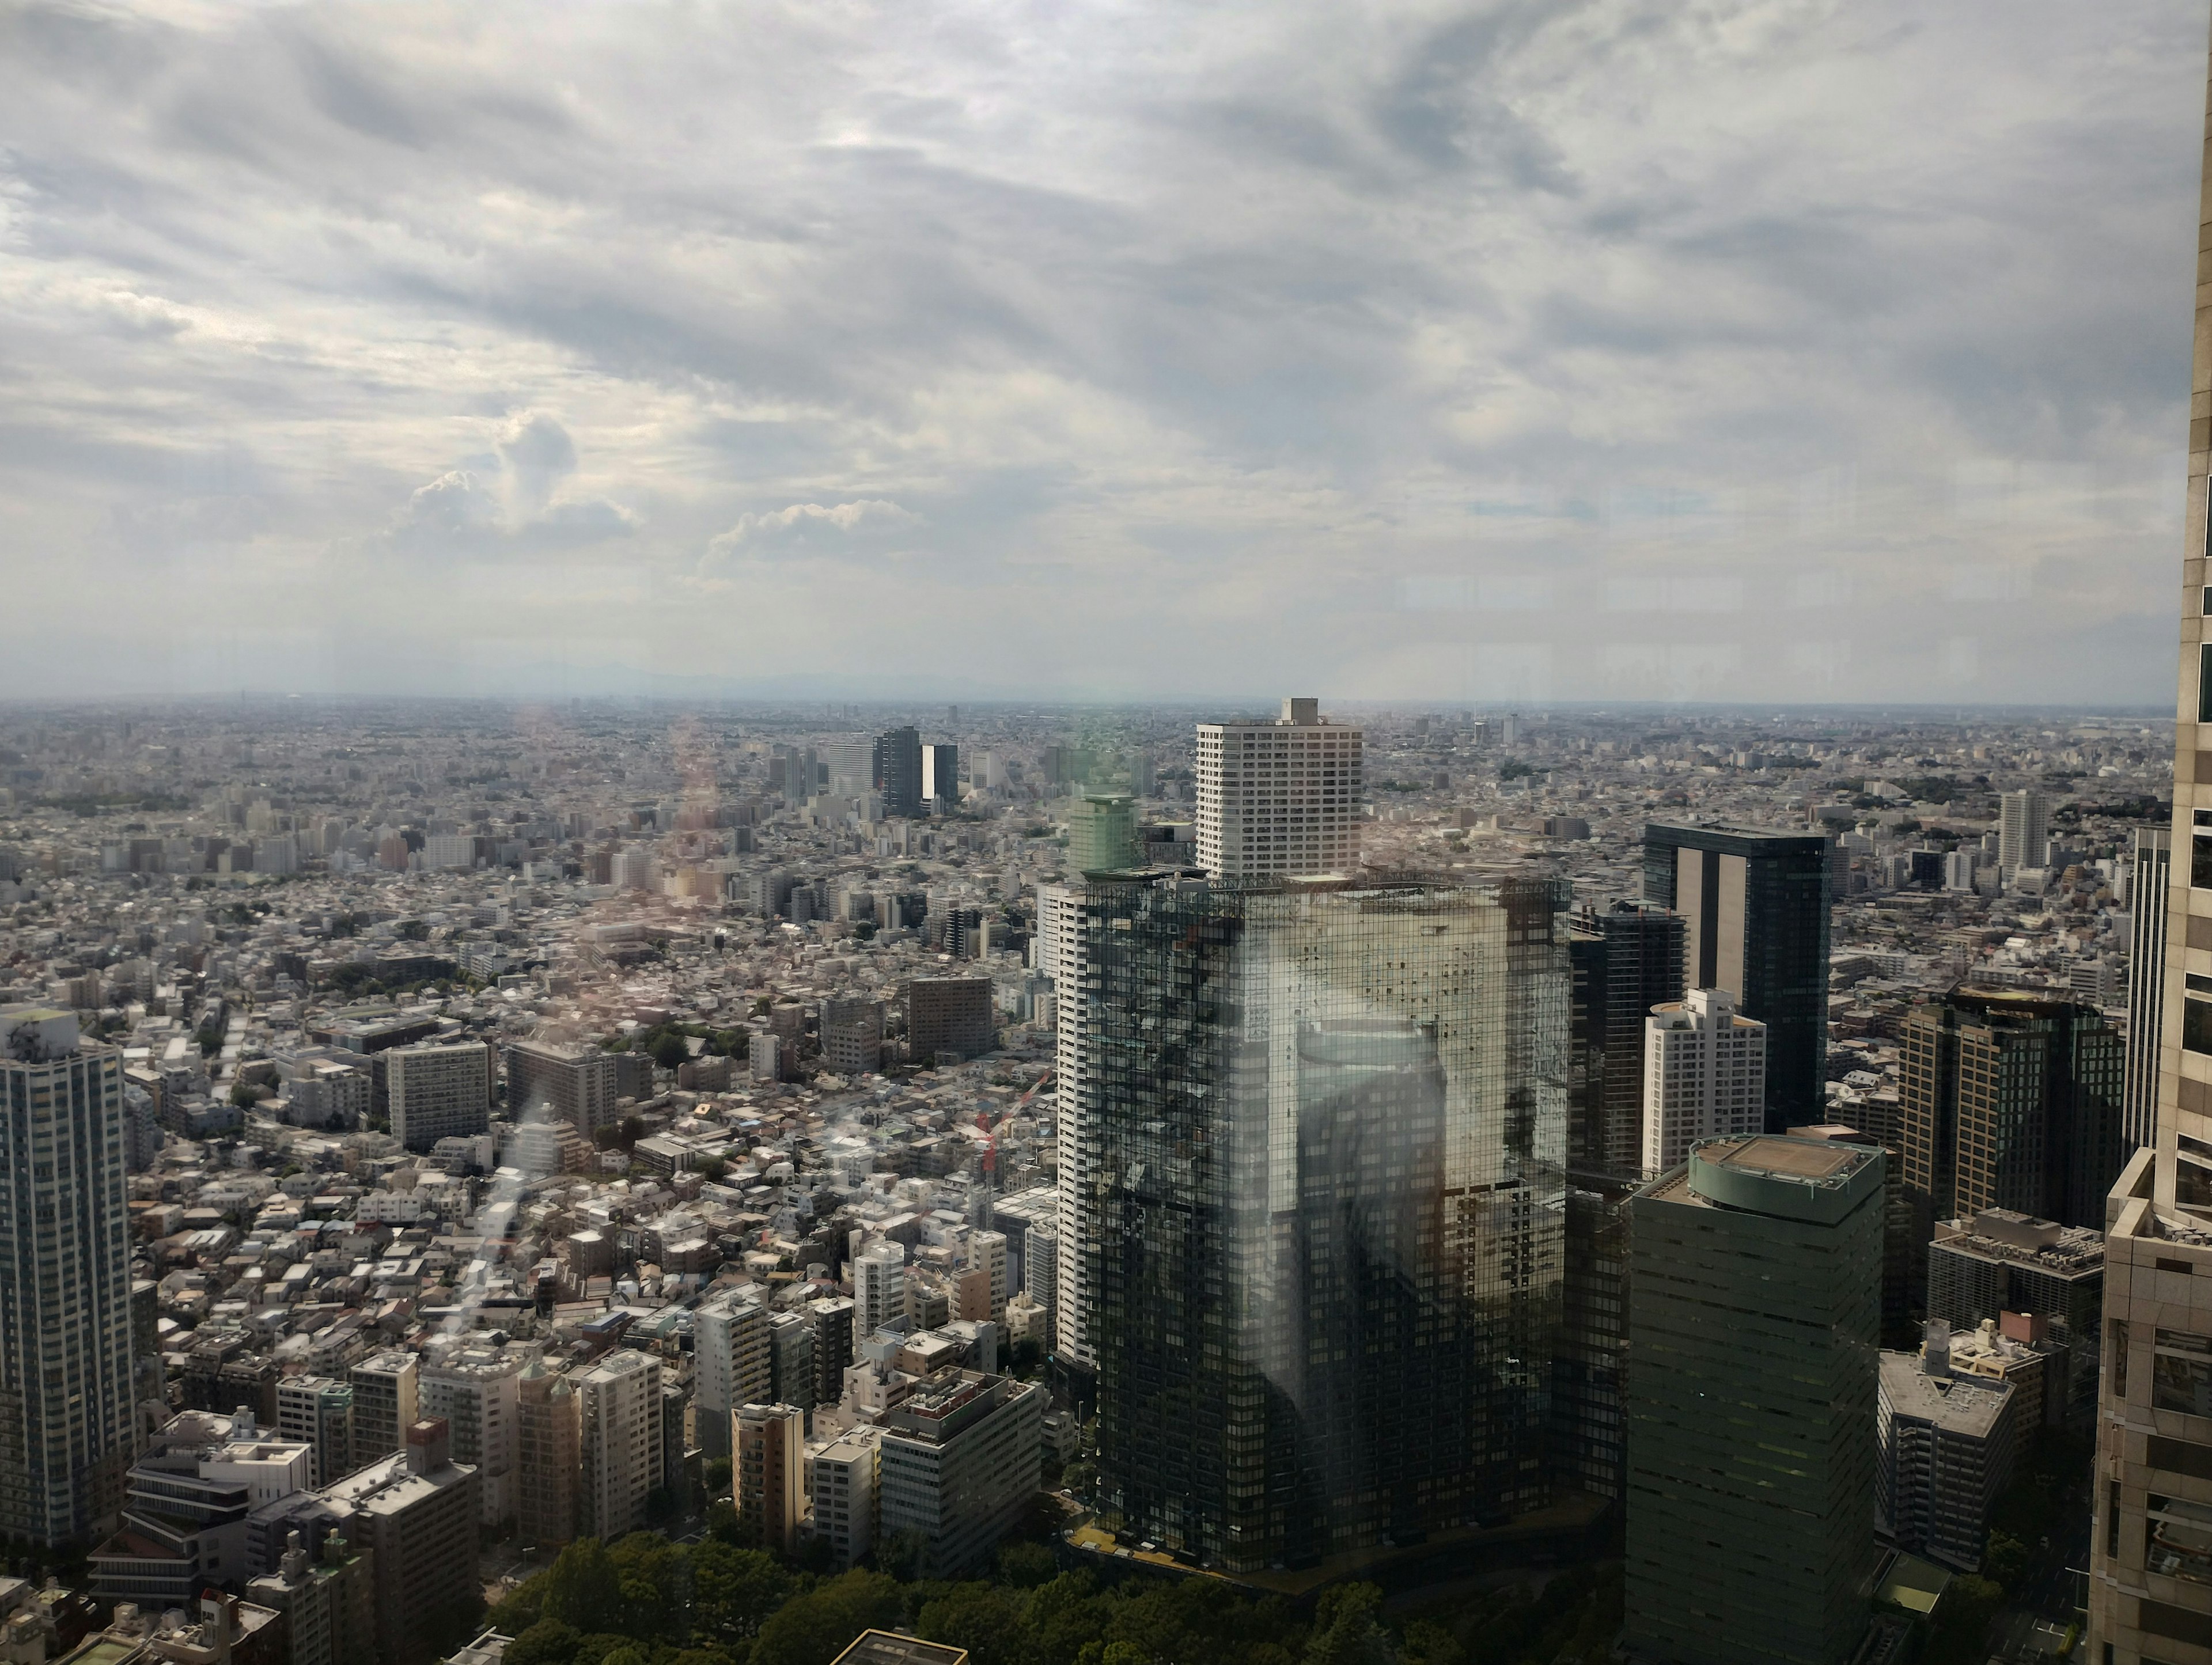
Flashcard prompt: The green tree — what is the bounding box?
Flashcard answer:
[918,1584,1029,1665]
[749,1570,903,1665]
[691,1541,793,1644]
[997,1541,1058,1589]
[652,1031,691,1072]
[540,1539,627,1637]
[503,1621,581,1665]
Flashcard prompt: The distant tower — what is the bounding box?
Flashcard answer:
[1997,789,2051,875]
[0,1006,135,1545]
[1065,793,1138,873]
[1640,989,1767,1179]
[1193,697,1363,877]
[873,727,923,818]
[1642,822,1831,1129]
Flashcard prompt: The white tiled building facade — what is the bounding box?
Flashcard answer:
[1641,988,1767,1179]
[1195,698,1362,878]
[2090,31,2212,1665]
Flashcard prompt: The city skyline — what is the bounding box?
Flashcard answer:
[2,2,2207,706]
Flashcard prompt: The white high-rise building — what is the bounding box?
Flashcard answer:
[577,1349,663,1542]
[1997,790,2051,875]
[693,1292,771,1458]
[385,1041,491,1153]
[0,1006,135,1546]
[1641,988,1767,1178]
[612,847,658,892]
[1194,696,1363,878]
[1035,882,1090,1364]
[853,1239,908,1337]
[419,1346,528,1526]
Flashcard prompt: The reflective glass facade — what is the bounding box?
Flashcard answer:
[1081,874,1568,1572]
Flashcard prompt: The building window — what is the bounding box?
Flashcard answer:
[2116,1321,2131,1399]
[2156,1329,2212,1416]
[2188,1000,2212,1056]
[2150,1495,2212,1584]
[2201,642,2212,722]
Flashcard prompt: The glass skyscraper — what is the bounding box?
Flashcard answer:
[1078,873,1568,1572]
[1642,822,1832,1129]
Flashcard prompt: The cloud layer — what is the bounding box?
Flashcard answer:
[0,0,2203,702]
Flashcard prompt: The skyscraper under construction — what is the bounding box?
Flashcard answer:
[1077,874,1569,1572]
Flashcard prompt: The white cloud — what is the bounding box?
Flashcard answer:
[703,498,919,566]
[0,0,2201,699]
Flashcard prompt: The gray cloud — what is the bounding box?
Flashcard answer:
[0,0,2201,700]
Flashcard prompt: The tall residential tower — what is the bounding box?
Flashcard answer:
[0,1006,135,1546]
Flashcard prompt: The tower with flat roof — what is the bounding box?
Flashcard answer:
[1624,1135,1884,1665]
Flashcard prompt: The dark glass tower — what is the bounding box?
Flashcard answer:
[1080,875,1569,1572]
[872,727,923,818]
[1642,822,1832,1129]
[1567,901,1687,1175]
[1897,985,2123,1235]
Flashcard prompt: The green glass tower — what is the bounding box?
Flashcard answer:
[1065,792,1138,874]
[1080,874,1569,1572]
[1624,1135,1884,1665]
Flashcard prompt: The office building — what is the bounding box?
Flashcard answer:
[502,1039,621,1137]
[1641,823,1831,1128]
[514,1360,578,1550]
[820,999,885,1076]
[275,1377,354,1488]
[1877,1341,2017,1574]
[1193,696,1363,878]
[0,1005,136,1546]
[1082,874,1569,1571]
[693,1292,771,1459]
[1022,1224,1058,1341]
[384,1042,491,1153]
[1641,988,1767,1178]
[733,1404,805,1553]
[1624,1136,1884,1665]
[878,1371,1045,1579]
[89,1409,314,1608]
[922,743,959,807]
[1927,1209,2104,1421]
[2125,828,2172,1150]
[1567,901,1687,1176]
[1998,789,2052,875]
[1065,793,1138,874]
[874,728,923,819]
[418,1347,526,1527]
[903,976,995,1064]
[1899,987,2124,1235]
[577,1349,662,1542]
[854,1241,908,1337]
[345,1353,418,1462]
[318,1421,480,1665]
[244,1530,376,1665]
[810,1429,880,1570]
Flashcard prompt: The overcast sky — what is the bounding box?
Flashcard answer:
[2,0,2205,706]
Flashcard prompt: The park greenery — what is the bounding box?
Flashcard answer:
[479,1523,1627,1665]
